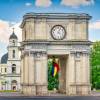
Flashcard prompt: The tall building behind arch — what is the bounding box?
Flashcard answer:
[0,30,21,91]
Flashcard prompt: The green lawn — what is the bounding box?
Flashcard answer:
[96,90,100,92]
[0,90,18,92]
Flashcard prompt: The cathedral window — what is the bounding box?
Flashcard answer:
[12,67,16,73]
[13,40,15,46]
[12,64,16,73]
[13,50,15,58]
[5,68,7,72]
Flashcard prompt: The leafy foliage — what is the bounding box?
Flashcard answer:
[90,41,100,89]
[48,59,59,90]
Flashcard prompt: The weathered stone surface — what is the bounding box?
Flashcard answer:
[20,13,91,96]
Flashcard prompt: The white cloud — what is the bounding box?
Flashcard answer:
[0,20,22,44]
[35,0,52,7]
[89,20,100,30]
[25,2,32,7]
[61,0,94,7]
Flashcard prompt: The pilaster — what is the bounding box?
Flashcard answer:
[68,51,91,95]
[34,51,48,95]
[21,52,36,95]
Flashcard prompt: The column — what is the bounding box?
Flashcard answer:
[81,52,91,95]
[21,52,28,95]
[67,51,91,96]
[20,55,23,93]
[59,56,67,93]
[75,53,81,95]
[21,51,36,95]
[67,52,76,95]
[28,52,36,95]
[35,51,48,95]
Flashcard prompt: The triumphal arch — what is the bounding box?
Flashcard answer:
[20,13,91,96]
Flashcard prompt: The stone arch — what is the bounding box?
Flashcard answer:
[11,80,17,90]
[12,80,17,83]
[12,64,16,66]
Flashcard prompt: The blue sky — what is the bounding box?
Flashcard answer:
[0,0,99,21]
[0,0,100,58]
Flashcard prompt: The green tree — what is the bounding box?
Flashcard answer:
[48,59,59,90]
[90,41,100,89]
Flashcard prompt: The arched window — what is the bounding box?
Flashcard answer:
[12,50,15,58]
[11,80,17,90]
[12,64,16,66]
[5,68,7,72]
[13,40,15,46]
[12,64,16,73]
[11,80,17,84]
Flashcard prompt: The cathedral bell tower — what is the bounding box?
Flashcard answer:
[8,28,19,60]
[7,28,20,74]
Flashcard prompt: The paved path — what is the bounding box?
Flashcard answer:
[0,92,24,97]
[91,91,100,96]
[0,92,100,97]
[0,96,100,100]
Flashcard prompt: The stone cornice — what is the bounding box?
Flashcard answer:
[1,74,21,77]
[21,83,35,86]
[21,50,47,58]
[48,41,92,45]
[21,83,47,86]
[20,40,92,46]
[70,83,91,86]
[70,51,90,54]
[20,13,91,28]
[7,59,21,61]
[23,13,91,19]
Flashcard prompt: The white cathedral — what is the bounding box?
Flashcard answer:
[0,30,21,91]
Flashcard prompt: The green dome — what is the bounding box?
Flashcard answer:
[1,53,8,64]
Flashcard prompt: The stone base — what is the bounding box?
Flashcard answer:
[21,84,36,96]
[67,84,91,96]
[21,84,48,96]
[36,84,48,96]
[58,89,66,94]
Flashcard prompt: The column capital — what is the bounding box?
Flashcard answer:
[21,50,47,58]
[70,50,89,54]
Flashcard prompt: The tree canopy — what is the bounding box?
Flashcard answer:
[90,41,100,89]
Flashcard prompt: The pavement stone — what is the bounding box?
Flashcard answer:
[0,91,100,97]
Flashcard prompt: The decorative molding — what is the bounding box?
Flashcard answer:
[20,13,91,28]
[22,50,47,58]
[21,40,92,46]
[34,51,47,58]
[21,83,35,86]
[70,84,91,86]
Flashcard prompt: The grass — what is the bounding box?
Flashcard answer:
[96,90,100,92]
[0,90,18,92]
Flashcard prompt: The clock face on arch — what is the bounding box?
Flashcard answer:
[51,25,66,40]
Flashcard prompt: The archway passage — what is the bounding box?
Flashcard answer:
[48,55,67,94]
[11,80,17,90]
[48,57,59,91]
